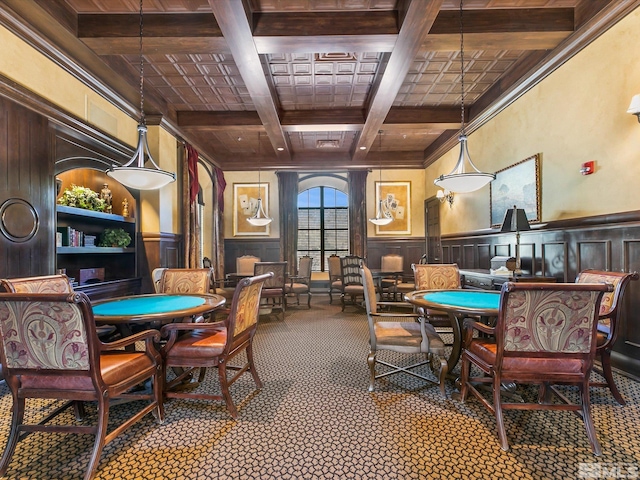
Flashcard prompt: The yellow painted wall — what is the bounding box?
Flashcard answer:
[223,170,279,239]
[366,169,425,237]
[425,7,640,235]
[0,25,137,146]
[140,127,179,233]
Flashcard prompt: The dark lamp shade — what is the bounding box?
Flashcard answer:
[500,205,531,233]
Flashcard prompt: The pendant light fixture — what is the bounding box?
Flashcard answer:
[247,132,273,226]
[107,0,176,190]
[369,131,393,226]
[433,0,494,194]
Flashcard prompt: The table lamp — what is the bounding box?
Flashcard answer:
[500,205,531,274]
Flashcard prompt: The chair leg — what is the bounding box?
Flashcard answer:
[367,351,377,392]
[307,291,312,308]
[437,356,448,397]
[73,400,86,421]
[154,365,165,423]
[599,347,625,405]
[459,354,470,402]
[218,361,238,419]
[341,294,346,312]
[84,397,109,480]
[247,341,263,389]
[493,375,509,452]
[0,395,24,477]
[581,380,603,456]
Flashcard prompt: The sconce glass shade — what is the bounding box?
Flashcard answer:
[434,134,495,193]
[628,94,640,121]
[107,124,176,190]
[437,189,454,207]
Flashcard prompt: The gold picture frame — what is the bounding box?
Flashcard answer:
[374,181,411,235]
[233,183,270,236]
[490,154,541,227]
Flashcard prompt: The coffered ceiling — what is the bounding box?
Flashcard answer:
[0,0,634,171]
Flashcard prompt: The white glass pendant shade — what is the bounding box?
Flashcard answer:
[107,124,176,191]
[247,158,272,226]
[247,197,272,226]
[433,134,495,193]
[369,199,393,225]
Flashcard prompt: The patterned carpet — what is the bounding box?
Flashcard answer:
[1,295,640,479]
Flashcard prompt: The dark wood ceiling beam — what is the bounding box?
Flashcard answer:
[77,13,222,37]
[176,106,461,132]
[281,109,365,132]
[210,150,425,170]
[430,8,574,34]
[422,32,570,51]
[252,11,398,36]
[351,0,443,162]
[208,0,290,162]
[81,37,230,55]
[178,111,262,128]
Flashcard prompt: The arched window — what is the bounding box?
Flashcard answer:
[297,186,348,272]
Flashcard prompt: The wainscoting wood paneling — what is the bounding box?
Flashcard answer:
[366,238,426,275]
[441,211,640,379]
[139,232,182,293]
[224,238,281,275]
[0,98,53,279]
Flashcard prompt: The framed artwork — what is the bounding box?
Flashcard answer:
[374,181,411,235]
[233,183,270,236]
[490,154,541,227]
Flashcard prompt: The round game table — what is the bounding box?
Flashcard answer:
[404,289,500,372]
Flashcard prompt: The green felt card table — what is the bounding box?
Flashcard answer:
[93,293,226,337]
[404,289,500,373]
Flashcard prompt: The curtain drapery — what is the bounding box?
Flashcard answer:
[212,165,226,281]
[348,170,368,260]
[277,171,299,274]
[183,143,201,268]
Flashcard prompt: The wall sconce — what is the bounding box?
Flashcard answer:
[629,94,640,123]
[436,189,454,207]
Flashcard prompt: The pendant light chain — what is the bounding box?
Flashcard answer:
[257,132,262,200]
[139,0,145,126]
[459,0,465,136]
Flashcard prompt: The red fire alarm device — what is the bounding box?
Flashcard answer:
[580,161,595,175]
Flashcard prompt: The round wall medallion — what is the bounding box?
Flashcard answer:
[0,198,39,243]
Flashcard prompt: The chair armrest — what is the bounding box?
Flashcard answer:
[462,317,495,345]
[160,321,226,336]
[371,312,421,321]
[160,321,227,353]
[100,329,160,351]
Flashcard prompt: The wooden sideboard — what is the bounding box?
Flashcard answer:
[460,269,557,290]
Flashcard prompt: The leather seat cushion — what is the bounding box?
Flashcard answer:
[467,340,586,374]
[164,329,227,362]
[376,321,422,348]
[285,283,309,294]
[20,352,156,390]
[375,321,445,352]
[344,285,364,294]
[262,288,284,297]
